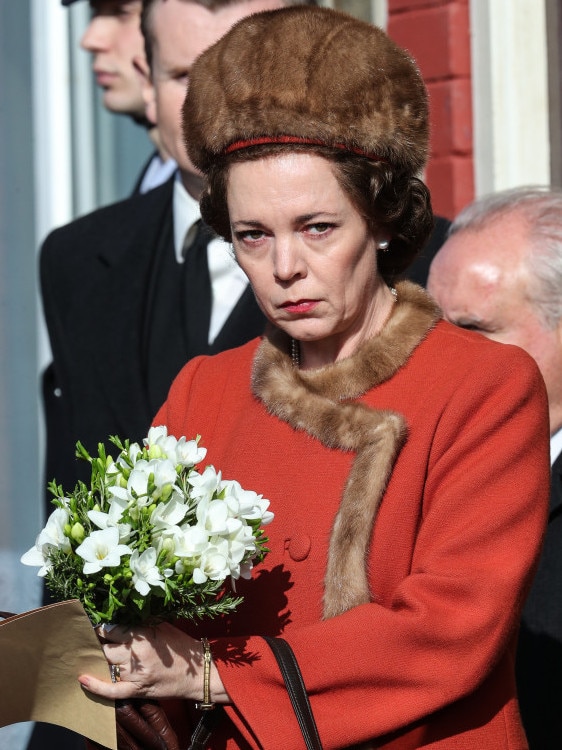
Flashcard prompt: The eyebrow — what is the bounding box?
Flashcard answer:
[231,212,339,229]
[230,220,264,230]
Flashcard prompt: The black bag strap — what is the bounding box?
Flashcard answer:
[187,706,225,750]
[263,636,323,750]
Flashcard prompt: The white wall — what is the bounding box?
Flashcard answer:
[470,0,550,196]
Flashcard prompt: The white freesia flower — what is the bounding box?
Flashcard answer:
[151,458,177,490]
[150,493,188,531]
[221,524,255,580]
[105,457,121,478]
[189,466,221,502]
[75,527,131,574]
[118,458,178,504]
[41,507,72,550]
[21,507,72,576]
[173,524,209,559]
[222,480,274,525]
[238,560,255,580]
[153,434,181,461]
[197,498,230,535]
[129,548,165,595]
[128,442,142,464]
[144,426,207,469]
[20,544,50,573]
[107,484,131,503]
[175,437,207,467]
[193,538,231,583]
[145,425,168,446]
[88,496,132,542]
[128,462,151,499]
[228,519,259,554]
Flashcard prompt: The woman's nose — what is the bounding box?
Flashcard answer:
[273,237,306,281]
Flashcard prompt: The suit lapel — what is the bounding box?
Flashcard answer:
[90,180,175,439]
[210,285,266,354]
[86,176,264,438]
[550,452,562,522]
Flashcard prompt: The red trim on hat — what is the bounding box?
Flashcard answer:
[223,135,387,162]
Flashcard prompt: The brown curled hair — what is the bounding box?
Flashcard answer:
[200,144,434,282]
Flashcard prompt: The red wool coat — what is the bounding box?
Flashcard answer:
[154,283,550,750]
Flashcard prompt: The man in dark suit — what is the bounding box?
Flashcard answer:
[44,0,315,489]
[62,0,176,194]
[427,185,562,750]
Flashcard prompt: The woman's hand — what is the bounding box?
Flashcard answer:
[78,622,230,705]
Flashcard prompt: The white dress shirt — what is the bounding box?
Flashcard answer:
[139,154,178,194]
[550,427,562,467]
[173,176,250,344]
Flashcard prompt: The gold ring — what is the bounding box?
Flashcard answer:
[110,664,121,683]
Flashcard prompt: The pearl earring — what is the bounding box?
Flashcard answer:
[377,239,389,251]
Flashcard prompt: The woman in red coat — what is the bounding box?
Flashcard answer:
[80,7,550,749]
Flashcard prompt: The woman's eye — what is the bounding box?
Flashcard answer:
[237,230,265,242]
[307,223,333,235]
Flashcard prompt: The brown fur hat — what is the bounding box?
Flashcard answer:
[183,5,429,175]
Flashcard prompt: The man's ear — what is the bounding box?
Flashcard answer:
[133,55,157,125]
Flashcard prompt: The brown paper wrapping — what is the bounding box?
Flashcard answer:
[0,599,117,749]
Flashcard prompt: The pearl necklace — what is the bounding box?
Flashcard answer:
[290,286,397,369]
[291,337,300,368]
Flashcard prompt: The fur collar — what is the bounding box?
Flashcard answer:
[251,282,441,618]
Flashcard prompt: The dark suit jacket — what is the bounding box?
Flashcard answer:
[402,215,451,287]
[516,453,562,749]
[41,176,265,493]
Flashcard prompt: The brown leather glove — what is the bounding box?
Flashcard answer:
[85,699,181,750]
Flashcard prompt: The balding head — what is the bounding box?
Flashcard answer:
[428,187,562,434]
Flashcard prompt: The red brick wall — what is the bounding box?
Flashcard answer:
[387,0,474,219]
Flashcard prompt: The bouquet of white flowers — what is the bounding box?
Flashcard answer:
[22,426,273,626]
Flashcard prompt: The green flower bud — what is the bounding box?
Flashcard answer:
[161,538,175,556]
[70,522,85,543]
[64,523,72,536]
[148,445,163,460]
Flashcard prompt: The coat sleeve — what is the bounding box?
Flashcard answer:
[210,346,550,749]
